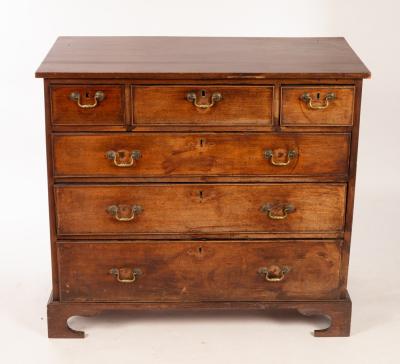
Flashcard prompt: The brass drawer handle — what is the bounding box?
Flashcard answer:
[258,266,290,282]
[69,90,105,108]
[106,204,143,221]
[106,150,141,167]
[300,92,336,110]
[264,149,297,166]
[186,91,222,109]
[261,203,295,220]
[109,267,142,283]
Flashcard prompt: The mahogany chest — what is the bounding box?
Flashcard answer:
[36,36,370,338]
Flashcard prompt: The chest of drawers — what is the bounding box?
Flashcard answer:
[36,36,370,338]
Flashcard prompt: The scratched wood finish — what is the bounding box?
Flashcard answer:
[53,133,350,178]
[51,85,124,125]
[133,86,273,126]
[54,184,346,236]
[58,240,342,302]
[281,87,354,126]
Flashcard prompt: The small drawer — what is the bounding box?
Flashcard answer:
[281,86,354,126]
[58,240,342,302]
[53,133,350,178]
[132,86,273,126]
[51,85,124,125]
[54,183,346,237]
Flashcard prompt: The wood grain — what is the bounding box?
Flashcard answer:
[35,37,370,79]
[57,240,342,302]
[51,85,124,125]
[36,36,369,338]
[53,133,350,178]
[133,86,273,126]
[54,183,346,236]
[281,86,355,126]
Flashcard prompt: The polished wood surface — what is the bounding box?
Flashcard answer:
[54,184,346,237]
[58,240,342,302]
[53,133,350,178]
[36,37,370,79]
[51,85,124,125]
[36,37,369,337]
[133,86,273,126]
[281,86,355,126]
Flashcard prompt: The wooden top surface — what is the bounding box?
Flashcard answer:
[36,36,370,79]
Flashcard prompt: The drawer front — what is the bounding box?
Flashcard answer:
[53,133,350,178]
[281,86,354,126]
[58,240,342,302]
[133,86,273,126]
[51,85,124,125]
[55,184,346,236]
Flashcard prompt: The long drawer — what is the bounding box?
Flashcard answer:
[53,133,350,178]
[58,240,342,302]
[54,183,346,237]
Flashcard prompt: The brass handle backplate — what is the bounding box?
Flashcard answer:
[258,266,290,282]
[261,203,295,220]
[186,91,222,109]
[300,92,336,110]
[106,204,143,221]
[264,149,297,166]
[106,150,141,167]
[109,267,142,283]
[69,91,105,108]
